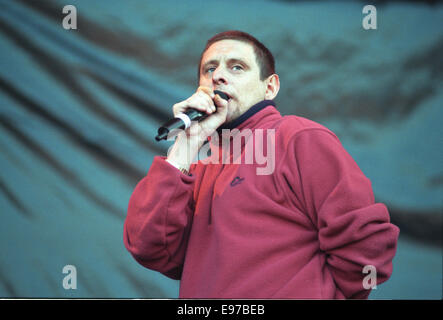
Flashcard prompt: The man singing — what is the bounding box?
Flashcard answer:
[123,30,399,299]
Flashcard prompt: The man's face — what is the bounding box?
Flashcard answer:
[199,39,268,123]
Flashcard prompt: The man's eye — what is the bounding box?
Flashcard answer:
[206,67,216,73]
[232,65,243,71]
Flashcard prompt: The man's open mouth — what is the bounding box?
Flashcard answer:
[214,90,232,102]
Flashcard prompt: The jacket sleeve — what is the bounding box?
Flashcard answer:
[286,129,400,299]
[123,156,196,280]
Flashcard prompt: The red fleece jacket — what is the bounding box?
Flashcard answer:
[123,103,399,299]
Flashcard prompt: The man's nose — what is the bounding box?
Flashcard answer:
[212,67,228,85]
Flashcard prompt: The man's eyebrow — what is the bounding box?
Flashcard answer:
[201,59,219,70]
[201,58,249,70]
[227,58,249,66]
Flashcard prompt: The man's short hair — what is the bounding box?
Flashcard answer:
[198,30,275,82]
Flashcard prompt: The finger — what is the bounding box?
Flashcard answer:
[173,96,210,116]
[196,90,216,109]
[195,89,216,113]
[213,94,228,111]
[187,95,215,114]
[197,86,215,99]
[173,88,216,117]
[173,100,188,117]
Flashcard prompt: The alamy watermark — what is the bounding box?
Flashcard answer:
[62,5,77,30]
[166,124,276,176]
[62,264,77,290]
[362,265,377,290]
[61,4,377,31]
[362,5,377,30]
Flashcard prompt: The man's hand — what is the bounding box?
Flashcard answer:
[167,86,229,170]
[172,86,229,141]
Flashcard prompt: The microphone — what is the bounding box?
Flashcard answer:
[155,90,229,141]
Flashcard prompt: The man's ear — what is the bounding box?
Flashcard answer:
[264,74,280,100]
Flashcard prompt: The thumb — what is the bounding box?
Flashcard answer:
[213,93,229,114]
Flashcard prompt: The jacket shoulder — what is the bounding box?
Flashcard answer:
[275,115,338,142]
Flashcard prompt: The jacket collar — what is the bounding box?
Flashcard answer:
[216,100,276,133]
